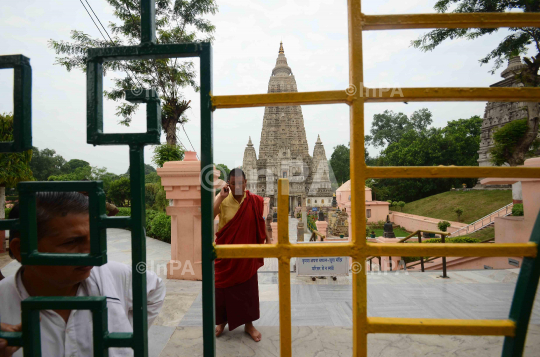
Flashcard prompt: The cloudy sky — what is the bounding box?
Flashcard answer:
[0,0,535,174]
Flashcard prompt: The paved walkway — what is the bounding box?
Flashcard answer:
[1,219,539,356]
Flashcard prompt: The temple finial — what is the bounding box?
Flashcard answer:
[279,41,284,54]
[247,136,253,146]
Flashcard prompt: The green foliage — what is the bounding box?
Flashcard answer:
[437,221,451,232]
[329,144,350,184]
[48,165,92,181]
[108,177,131,207]
[0,113,34,188]
[369,115,482,202]
[126,164,157,176]
[145,172,161,184]
[490,119,540,166]
[401,189,512,224]
[397,201,405,211]
[144,182,168,211]
[152,144,185,168]
[5,207,12,218]
[48,0,218,145]
[149,213,172,243]
[215,163,230,181]
[454,207,464,222]
[423,237,481,244]
[145,209,160,233]
[411,0,540,75]
[64,158,90,172]
[365,108,433,148]
[29,147,66,181]
[512,203,524,216]
[116,207,132,217]
[307,215,317,232]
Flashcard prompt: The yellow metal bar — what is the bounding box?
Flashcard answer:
[211,87,540,109]
[362,12,540,30]
[277,179,291,357]
[348,0,368,356]
[367,242,537,258]
[359,87,540,102]
[367,317,515,336]
[214,242,537,259]
[211,90,349,109]
[365,166,540,179]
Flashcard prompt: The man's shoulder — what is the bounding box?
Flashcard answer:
[0,275,17,296]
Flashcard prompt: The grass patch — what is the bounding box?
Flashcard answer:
[400,190,512,224]
[369,227,411,238]
[466,226,495,242]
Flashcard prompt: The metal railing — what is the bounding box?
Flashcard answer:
[451,203,514,237]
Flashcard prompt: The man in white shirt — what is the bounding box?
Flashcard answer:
[0,192,166,357]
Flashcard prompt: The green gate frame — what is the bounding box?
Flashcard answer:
[0,0,214,356]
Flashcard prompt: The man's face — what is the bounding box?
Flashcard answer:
[229,175,246,196]
[13,213,93,287]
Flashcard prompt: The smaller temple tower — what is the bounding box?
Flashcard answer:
[242,136,258,192]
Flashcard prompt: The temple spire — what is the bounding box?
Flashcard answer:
[279,41,284,54]
[316,134,322,144]
[247,136,253,146]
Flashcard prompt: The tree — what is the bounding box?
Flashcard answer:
[152,143,185,168]
[454,207,464,222]
[397,201,405,212]
[48,166,92,181]
[108,177,131,207]
[64,159,90,173]
[369,115,482,202]
[0,113,34,219]
[490,119,540,166]
[29,147,66,181]
[329,144,350,184]
[126,164,157,176]
[145,171,161,184]
[329,143,372,186]
[438,221,451,232]
[215,163,230,181]
[412,0,540,166]
[365,108,433,148]
[49,0,218,145]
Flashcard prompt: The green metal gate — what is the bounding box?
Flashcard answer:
[0,1,212,356]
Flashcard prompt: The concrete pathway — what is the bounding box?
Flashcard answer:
[2,220,540,356]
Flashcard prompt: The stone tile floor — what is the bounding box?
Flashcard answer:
[1,222,539,356]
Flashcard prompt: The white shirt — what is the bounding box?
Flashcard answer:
[0,261,166,357]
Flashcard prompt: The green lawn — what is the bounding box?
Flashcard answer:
[369,228,411,238]
[466,226,495,242]
[399,190,512,224]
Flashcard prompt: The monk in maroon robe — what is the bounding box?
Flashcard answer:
[213,168,270,342]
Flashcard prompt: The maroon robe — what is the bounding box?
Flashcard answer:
[214,190,266,330]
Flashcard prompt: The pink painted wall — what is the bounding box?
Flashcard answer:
[390,212,466,235]
[336,180,372,209]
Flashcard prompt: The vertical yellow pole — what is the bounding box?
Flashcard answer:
[347,1,368,356]
[277,178,292,357]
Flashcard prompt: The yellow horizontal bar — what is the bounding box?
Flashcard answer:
[367,242,537,258]
[214,242,537,259]
[367,317,515,336]
[362,12,540,30]
[214,242,356,259]
[211,87,540,110]
[211,90,349,109]
[361,87,540,102]
[366,166,540,179]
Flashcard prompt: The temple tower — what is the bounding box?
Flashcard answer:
[242,42,333,210]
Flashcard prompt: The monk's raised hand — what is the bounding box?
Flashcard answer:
[220,184,230,198]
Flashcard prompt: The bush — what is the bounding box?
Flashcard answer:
[403,236,481,263]
[5,207,12,218]
[512,203,524,216]
[149,213,171,243]
[116,207,131,217]
[454,207,464,222]
[145,209,159,233]
[108,177,131,207]
[437,221,451,232]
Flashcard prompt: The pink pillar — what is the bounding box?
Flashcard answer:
[315,221,328,239]
[263,197,270,219]
[270,222,278,243]
[157,151,225,280]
